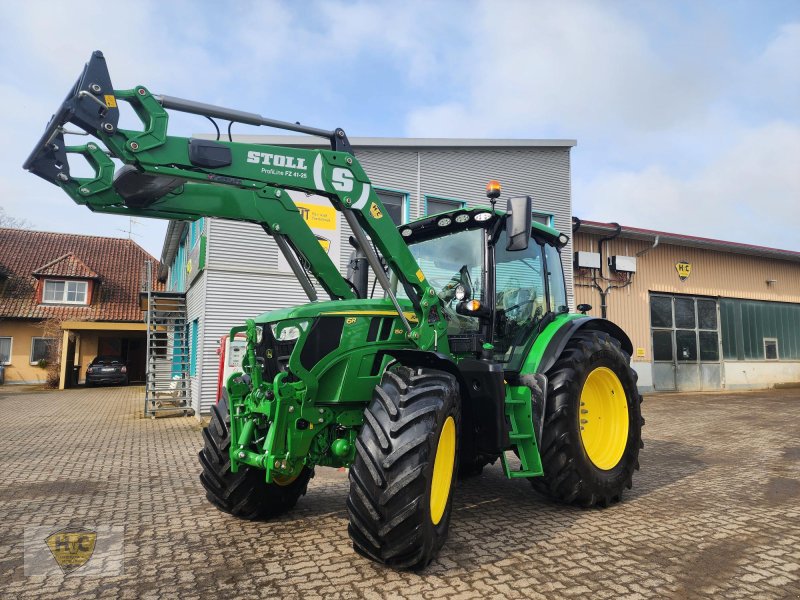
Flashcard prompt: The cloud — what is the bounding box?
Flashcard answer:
[574,121,800,250]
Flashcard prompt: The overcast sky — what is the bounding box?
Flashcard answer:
[1,0,798,258]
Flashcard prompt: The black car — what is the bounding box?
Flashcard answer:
[85,355,128,386]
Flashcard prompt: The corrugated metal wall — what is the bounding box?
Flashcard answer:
[573,232,800,363]
[188,144,573,413]
[185,270,206,415]
[721,298,800,360]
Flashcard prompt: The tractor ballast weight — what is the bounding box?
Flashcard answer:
[25,52,643,570]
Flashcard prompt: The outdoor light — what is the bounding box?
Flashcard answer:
[474,212,492,222]
[455,214,470,224]
[437,217,452,227]
[465,299,481,311]
[558,233,569,246]
[400,228,412,237]
[486,180,502,199]
[454,284,466,301]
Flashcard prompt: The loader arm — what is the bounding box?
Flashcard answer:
[24,51,446,347]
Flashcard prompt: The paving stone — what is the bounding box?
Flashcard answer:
[0,386,798,598]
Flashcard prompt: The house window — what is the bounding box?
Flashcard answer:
[0,337,11,365]
[425,196,465,216]
[30,337,56,365]
[764,338,779,360]
[374,189,408,225]
[532,213,553,226]
[43,279,88,304]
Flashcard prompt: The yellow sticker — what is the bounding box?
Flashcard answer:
[369,202,383,219]
[186,259,193,274]
[296,202,337,230]
[104,95,117,108]
[416,269,425,282]
[345,317,357,325]
[636,348,646,357]
[316,236,331,253]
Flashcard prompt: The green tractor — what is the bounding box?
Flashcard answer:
[26,52,643,569]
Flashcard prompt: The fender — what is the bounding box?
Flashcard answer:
[534,316,633,376]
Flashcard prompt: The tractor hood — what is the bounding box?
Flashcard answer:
[254,298,419,325]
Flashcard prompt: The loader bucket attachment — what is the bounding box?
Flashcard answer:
[23,50,119,183]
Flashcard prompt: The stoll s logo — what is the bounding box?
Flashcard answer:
[675,261,692,281]
[45,527,97,574]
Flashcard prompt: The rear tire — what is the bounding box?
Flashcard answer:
[347,366,460,570]
[533,330,643,507]
[198,392,313,519]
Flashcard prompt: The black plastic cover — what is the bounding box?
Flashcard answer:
[113,165,185,207]
[458,357,508,453]
[188,139,232,168]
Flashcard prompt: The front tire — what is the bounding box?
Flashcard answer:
[534,330,643,507]
[198,392,313,519]
[347,366,460,570]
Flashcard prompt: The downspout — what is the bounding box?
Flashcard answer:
[595,223,622,319]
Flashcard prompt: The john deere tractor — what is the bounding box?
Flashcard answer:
[26,52,643,569]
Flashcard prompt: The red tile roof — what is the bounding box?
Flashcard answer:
[33,253,99,279]
[0,228,164,322]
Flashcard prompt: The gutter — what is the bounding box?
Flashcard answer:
[158,220,188,282]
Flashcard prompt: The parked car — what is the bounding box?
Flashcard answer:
[85,356,128,387]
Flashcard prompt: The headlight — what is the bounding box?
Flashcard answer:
[437,217,452,227]
[255,326,264,344]
[474,212,492,222]
[270,321,308,342]
[455,213,470,224]
[454,284,466,301]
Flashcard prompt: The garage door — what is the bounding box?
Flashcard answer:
[651,294,722,391]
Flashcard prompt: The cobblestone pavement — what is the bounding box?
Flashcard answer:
[0,385,798,599]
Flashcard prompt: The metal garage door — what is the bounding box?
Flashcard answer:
[651,294,722,391]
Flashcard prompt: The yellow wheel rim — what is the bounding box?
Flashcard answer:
[579,367,629,470]
[272,473,299,487]
[430,416,456,525]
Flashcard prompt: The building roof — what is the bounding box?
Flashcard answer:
[573,218,800,263]
[33,253,100,280]
[198,134,578,148]
[0,228,163,322]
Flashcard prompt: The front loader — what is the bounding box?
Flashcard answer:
[25,51,643,570]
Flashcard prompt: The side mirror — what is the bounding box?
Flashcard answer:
[506,196,532,251]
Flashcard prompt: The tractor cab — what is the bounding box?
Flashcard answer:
[394,184,570,373]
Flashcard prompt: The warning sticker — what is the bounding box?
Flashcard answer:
[104,95,117,108]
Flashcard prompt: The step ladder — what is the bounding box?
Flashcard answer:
[144,289,191,417]
[501,385,544,478]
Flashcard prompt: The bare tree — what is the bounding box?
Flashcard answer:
[0,207,32,229]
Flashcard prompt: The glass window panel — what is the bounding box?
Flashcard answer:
[532,213,551,225]
[0,337,11,364]
[697,300,717,330]
[375,189,405,225]
[544,244,568,313]
[426,197,463,216]
[650,296,672,328]
[699,331,719,361]
[30,338,55,364]
[674,297,696,329]
[43,280,65,302]
[675,330,698,362]
[764,339,778,360]
[652,330,673,361]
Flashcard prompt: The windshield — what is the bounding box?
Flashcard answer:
[398,228,484,335]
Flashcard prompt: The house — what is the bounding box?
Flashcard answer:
[0,228,162,387]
